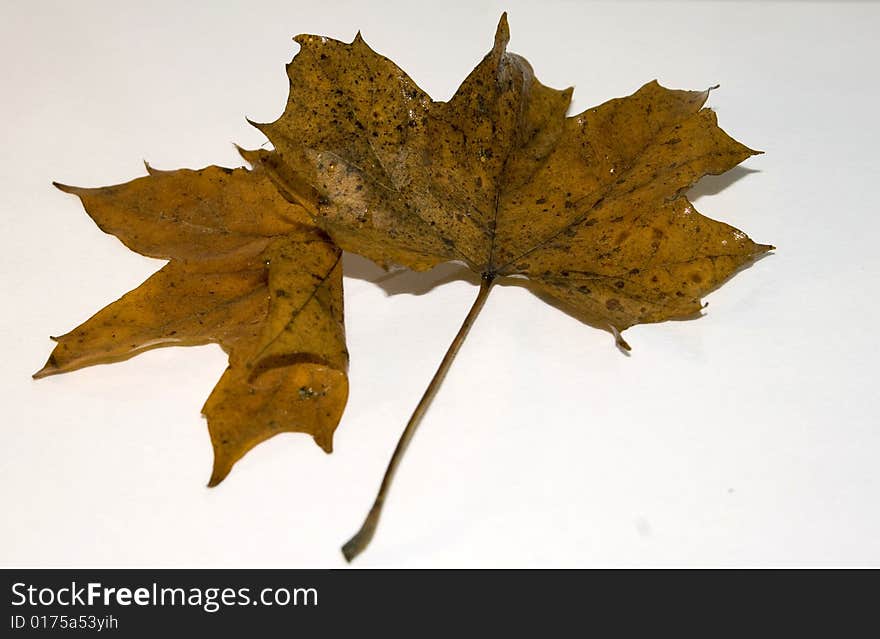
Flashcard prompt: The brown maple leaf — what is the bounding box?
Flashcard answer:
[35,162,348,486]
[246,13,772,559]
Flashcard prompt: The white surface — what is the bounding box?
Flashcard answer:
[1,0,878,567]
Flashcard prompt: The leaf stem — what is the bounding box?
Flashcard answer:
[341,275,495,562]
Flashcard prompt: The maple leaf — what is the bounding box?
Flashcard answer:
[247,13,772,559]
[35,162,348,486]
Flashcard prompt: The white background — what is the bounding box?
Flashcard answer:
[2,0,878,567]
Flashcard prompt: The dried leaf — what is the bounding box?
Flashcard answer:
[35,12,772,561]
[35,163,348,485]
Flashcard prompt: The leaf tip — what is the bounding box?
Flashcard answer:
[246,117,270,135]
[32,356,59,380]
[494,12,510,51]
[52,181,77,194]
[207,464,230,488]
[314,431,334,454]
[610,326,631,352]
[143,159,164,176]
[234,143,254,166]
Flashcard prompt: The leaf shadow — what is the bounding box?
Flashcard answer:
[687,166,759,202]
[342,252,479,296]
